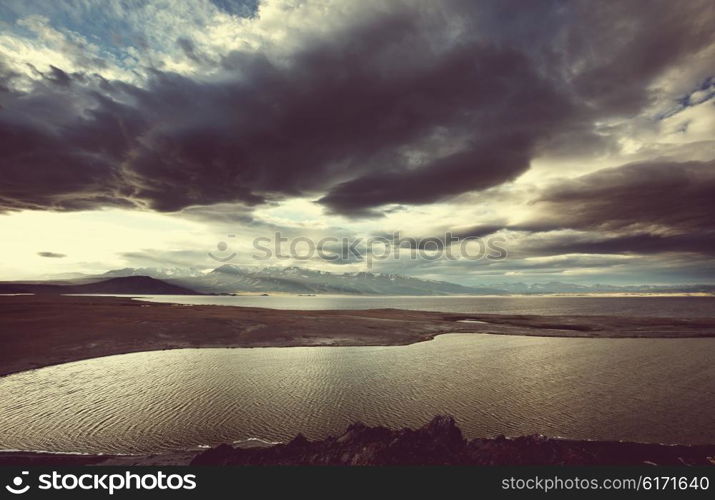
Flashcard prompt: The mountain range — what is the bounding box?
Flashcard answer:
[3,266,713,296]
[97,266,715,296]
[101,265,500,295]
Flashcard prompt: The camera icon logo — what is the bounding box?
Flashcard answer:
[209,234,237,262]
[5,471,30,495]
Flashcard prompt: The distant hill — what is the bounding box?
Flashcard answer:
[0,276,199,295]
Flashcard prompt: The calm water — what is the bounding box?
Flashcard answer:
[0,334,713,454]
[134,294,715,318]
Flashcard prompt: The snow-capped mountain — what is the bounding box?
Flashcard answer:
[194,265,503,295]
[94,266,715,296]
[98,265,500,295]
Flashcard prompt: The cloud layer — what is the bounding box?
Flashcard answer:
[0,0,714,283]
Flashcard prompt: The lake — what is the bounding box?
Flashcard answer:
[133,294,715,317]
[0,334,713,454]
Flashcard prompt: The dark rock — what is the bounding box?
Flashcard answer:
[287,433,309,448]
[423,415,464,448]
[189,416,715,466]
[190,443,236,466]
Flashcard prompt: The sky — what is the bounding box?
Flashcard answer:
[0,0,714,285]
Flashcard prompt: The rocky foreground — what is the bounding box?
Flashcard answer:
[2,417,714,466]
[190,416,715,466]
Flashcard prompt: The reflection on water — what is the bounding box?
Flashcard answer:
[134,294,715,318]
[0,334,713,454]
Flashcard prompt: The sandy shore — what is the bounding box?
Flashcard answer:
[1,294,715,376]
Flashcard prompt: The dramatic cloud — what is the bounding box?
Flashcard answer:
[415,158,715,265]
[0,0,714,283]
[0,7,575,214]
[2,0,712,215]
[37,251,66,258]
[533,160,715,234]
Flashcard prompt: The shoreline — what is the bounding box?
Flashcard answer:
[2,294,715,377]
[1,416,714,466]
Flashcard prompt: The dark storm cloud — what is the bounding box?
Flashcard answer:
[420,159,715,258]
[452,0,715,117]
[564,0,715,116]
[0,77,139,212]
[533,160,715,233]
[520,231,715,258]
[0,0,713,216]
[37,251,66,258]
[504,160,715,257]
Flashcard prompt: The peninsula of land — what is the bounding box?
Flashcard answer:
[2,294,715,377]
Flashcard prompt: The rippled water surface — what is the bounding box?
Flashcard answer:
[1,334,713,454]
[135,294,715,317]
